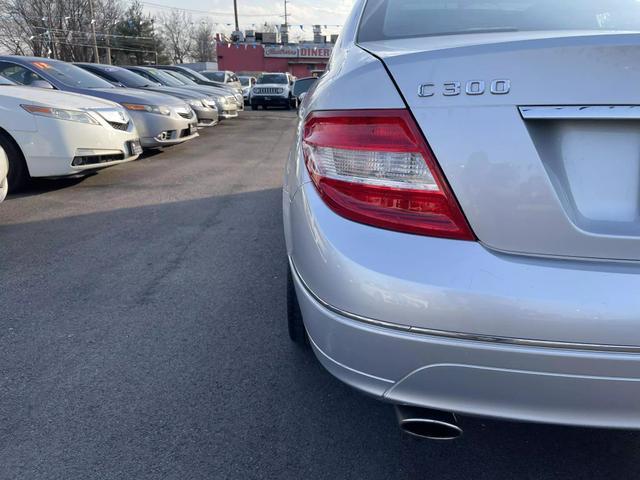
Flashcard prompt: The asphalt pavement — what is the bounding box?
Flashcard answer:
[1,109,639,480]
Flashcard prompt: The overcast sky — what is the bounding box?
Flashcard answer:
[144,0,355,40]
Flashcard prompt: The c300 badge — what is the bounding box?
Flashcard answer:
[418,79,511,97]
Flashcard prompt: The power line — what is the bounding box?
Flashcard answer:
[140,1,281,17]
[30,26,157,41]
[0,34,155,54]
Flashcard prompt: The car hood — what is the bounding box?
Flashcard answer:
[142,86,202,101]
[86,87,187,107]
[0,85,120,109]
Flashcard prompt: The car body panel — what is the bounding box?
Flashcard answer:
[0,85,140,177]
[360,33,640,261]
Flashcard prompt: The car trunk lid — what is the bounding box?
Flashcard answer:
[360,32,640,261]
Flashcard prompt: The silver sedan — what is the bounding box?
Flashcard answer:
[284,0,640,439]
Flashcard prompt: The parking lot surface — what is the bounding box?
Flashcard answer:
[1,110,639,480]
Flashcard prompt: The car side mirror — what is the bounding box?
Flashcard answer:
[31,80,54,89]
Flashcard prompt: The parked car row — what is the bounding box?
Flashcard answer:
[0,56,247,199]
[164,67,320,111]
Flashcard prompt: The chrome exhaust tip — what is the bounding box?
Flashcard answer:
[395,405,462,440]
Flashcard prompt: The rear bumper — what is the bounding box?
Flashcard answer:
[285,180,640,429]
[293,263,640,429]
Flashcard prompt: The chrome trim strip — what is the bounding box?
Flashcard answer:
[289,257,640,354]
[520,105,640,120]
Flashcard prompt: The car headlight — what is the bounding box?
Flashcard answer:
[122,103,171,116]
[21,104,99,125]
[94,108,130,124]
[188,99,203,108]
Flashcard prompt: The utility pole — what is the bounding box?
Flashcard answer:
[105,37,112,65]
[88,0,100,62]
[284,0,289,27]
[233,0,239,32]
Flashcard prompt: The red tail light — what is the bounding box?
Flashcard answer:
[302,110,475,240]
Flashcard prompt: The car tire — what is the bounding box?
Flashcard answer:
[0,132,29,192]
[287,265,309,346]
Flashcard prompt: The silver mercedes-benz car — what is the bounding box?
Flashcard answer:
[284,0,640,439]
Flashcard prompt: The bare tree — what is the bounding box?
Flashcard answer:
[190,20,215,62]
[159,9,193,63]
[0,0,124,61]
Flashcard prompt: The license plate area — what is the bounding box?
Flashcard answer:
[127,139,143,156]
[527,119,640,228]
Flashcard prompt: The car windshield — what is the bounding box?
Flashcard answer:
[166,70,198,85]
[257,74,288,84]
[358,0,640,41]
[144,68,184,87]
[239,77,251,86]
[105,67,153,88]
[293,78,317,96]
[203,71,225,82]
[180,68,211,82]
[31,61,114,89]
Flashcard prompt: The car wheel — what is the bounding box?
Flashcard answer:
[287,265,309,346]
[0,132,29,192]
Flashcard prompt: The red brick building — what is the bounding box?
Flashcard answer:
[216,43,333,77]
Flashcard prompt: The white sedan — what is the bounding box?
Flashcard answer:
[0,76,142,191]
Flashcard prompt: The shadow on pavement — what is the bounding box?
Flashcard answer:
[0,188,638,480]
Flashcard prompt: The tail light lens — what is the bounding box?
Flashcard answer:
[302,110,475,240]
